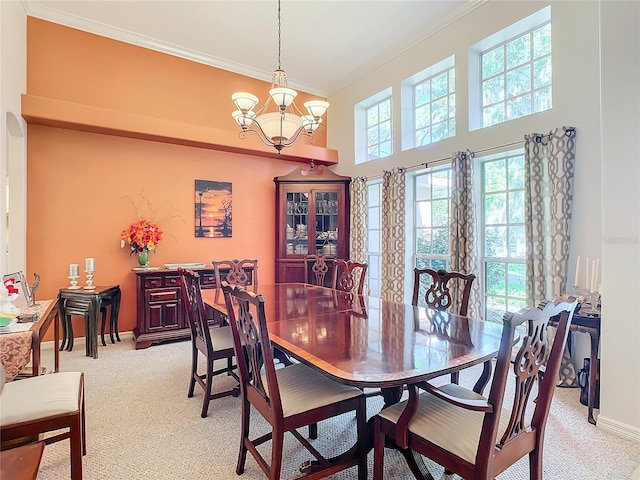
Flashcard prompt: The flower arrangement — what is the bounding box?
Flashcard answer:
[121,218,163,254]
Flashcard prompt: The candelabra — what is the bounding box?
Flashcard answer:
[84,270,95,290]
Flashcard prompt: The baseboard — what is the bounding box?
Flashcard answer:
[41,331,134,349]
[597,414,640,443]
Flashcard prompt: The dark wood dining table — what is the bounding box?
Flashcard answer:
[203,283,506,479]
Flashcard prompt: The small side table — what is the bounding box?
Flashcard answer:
[0,441,45,480]
[58,285,122,359]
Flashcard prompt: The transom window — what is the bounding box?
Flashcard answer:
[469,6,552,130]
[481,151,527,322]
[414,67,456,146]
[366,97,393,160]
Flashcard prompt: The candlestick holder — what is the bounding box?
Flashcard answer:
[67,275,81,290]
[84,270,95,290]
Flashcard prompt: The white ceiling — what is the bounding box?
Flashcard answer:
[24,0,482,97]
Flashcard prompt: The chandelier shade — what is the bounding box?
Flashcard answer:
[230,0,329,153]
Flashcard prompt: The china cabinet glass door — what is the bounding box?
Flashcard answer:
[314,191,339,255]
[285,192,309,255]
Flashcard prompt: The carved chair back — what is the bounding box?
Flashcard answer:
[304,254,336,287]
[411,268,476,315]
[332,259,367,295]
[222,282,284,422]
[212,259,258,303]
[179,268,213,355]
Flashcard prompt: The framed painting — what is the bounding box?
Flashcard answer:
[194,180,232,238]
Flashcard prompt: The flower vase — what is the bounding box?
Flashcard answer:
[137,250,150,268]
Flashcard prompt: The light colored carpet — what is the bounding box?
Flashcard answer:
[33,335,638,479]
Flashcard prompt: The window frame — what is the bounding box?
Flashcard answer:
[355,88,393,164]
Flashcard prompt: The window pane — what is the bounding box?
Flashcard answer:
[484,160,507,192]
[432,259,448,271]
[432,73,448,99]
[368,184,380,204]
[416,229,432,255]
[448,94,456,118]
[368,230,380,252]
[483,104,505,127]
[368,206,380,229]
[486,262,506,295]
[482,47,504,78]
[379,99,391,121]
[506,34,531,69]
[448,69,456,92]
[367,107,378,124]
[416,257,430,270]
[416,105,431,129]
[367,145,379,160]
[416,127,431,146]
[415,81,430,105]
[507,264,526,298]
[368,126,379,144]
[432,199,449,226]
[482,75,505,106]
[534,86,552,112]
[380,140,392,158]
[485,226,507,257]
[508,156,524,189]
[380,121,391,142]
[432,228,449,255]
[449,119,456,136]
[432,98,447,122]
[485,193,507,224]
[416,202,432,228]
[508,226,525,258]
[507,95,532,120]
[508,191,524,223]
[533,23,551,57]
[533,57,551,88]
[416,175,432,201]
[506,65,531,99]
[486,296,506,323]
[431,122,447,142]
[369,257,381,276]
[432,171,449,199]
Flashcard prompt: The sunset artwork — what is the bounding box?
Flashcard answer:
[194,180,232,238]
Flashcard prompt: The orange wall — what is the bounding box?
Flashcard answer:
[25,18,325,340]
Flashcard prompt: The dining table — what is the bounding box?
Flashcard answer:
[203,283,506,479]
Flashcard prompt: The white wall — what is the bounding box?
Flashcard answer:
[328,0,639,437]
[0,0,27,275]
[597,0,640,439]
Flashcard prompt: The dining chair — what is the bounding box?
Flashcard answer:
[178,268,239,418]
[0,362,86,480]
[412,267,477,385]
[373,297,577,480]
[304,254,336,287]
[221,282,367,480]
[212,258,258,304]
[332,259,367,295]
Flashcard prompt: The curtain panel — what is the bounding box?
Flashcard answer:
[450,151,482,320]
[381,169,406,303]
[524,126,577,305]
[350,177,368,288]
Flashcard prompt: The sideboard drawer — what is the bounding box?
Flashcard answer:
[144,277,163,288]
[165,276,180,287]
[200,273,216,287]
[147,288,179,303]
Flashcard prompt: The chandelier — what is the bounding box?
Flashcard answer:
[231,0,329,153]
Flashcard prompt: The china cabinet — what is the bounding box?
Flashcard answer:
[274,164,351,283]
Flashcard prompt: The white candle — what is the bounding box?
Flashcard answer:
[574,256,581,287]
[585,256,591,291]
[591,259,597,292]
[595,258,600,291]
[85,257,95,271]
[69,263,79,277]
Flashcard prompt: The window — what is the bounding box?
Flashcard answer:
[413,167,452,306]
[367,181,383,297]
[355,88,392,164]
[401,56,456,150]
[480,151,527,322]
[469,6,552,130]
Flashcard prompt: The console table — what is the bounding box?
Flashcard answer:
[133,266,254,349]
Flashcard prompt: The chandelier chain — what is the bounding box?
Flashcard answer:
[277,0,282,70]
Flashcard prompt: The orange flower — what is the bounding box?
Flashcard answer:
[120,218,163,254]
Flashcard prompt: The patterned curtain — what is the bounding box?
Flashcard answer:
[449,151,482,320]
[524,126,576,305]
[381,168,406,303]
[350,177,368,294]
[524,127,577,387]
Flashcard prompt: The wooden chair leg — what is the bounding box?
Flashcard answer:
[236,399,250,475]
[201,360,214,418]
[188,347,197,398]
[308,423,318,439]
[70,413,84,480]
[270,427,285,480]
[356,396,367,480]
[529,446,543,480]
[373,417,385,480]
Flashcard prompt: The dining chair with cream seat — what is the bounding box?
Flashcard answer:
[332,259,367,295]
[0,362,86,480]
[179,268,239,418]
[412,267,480,387]
[373,297,577,480]
[212,258,258,305]
[222,282,368,480]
